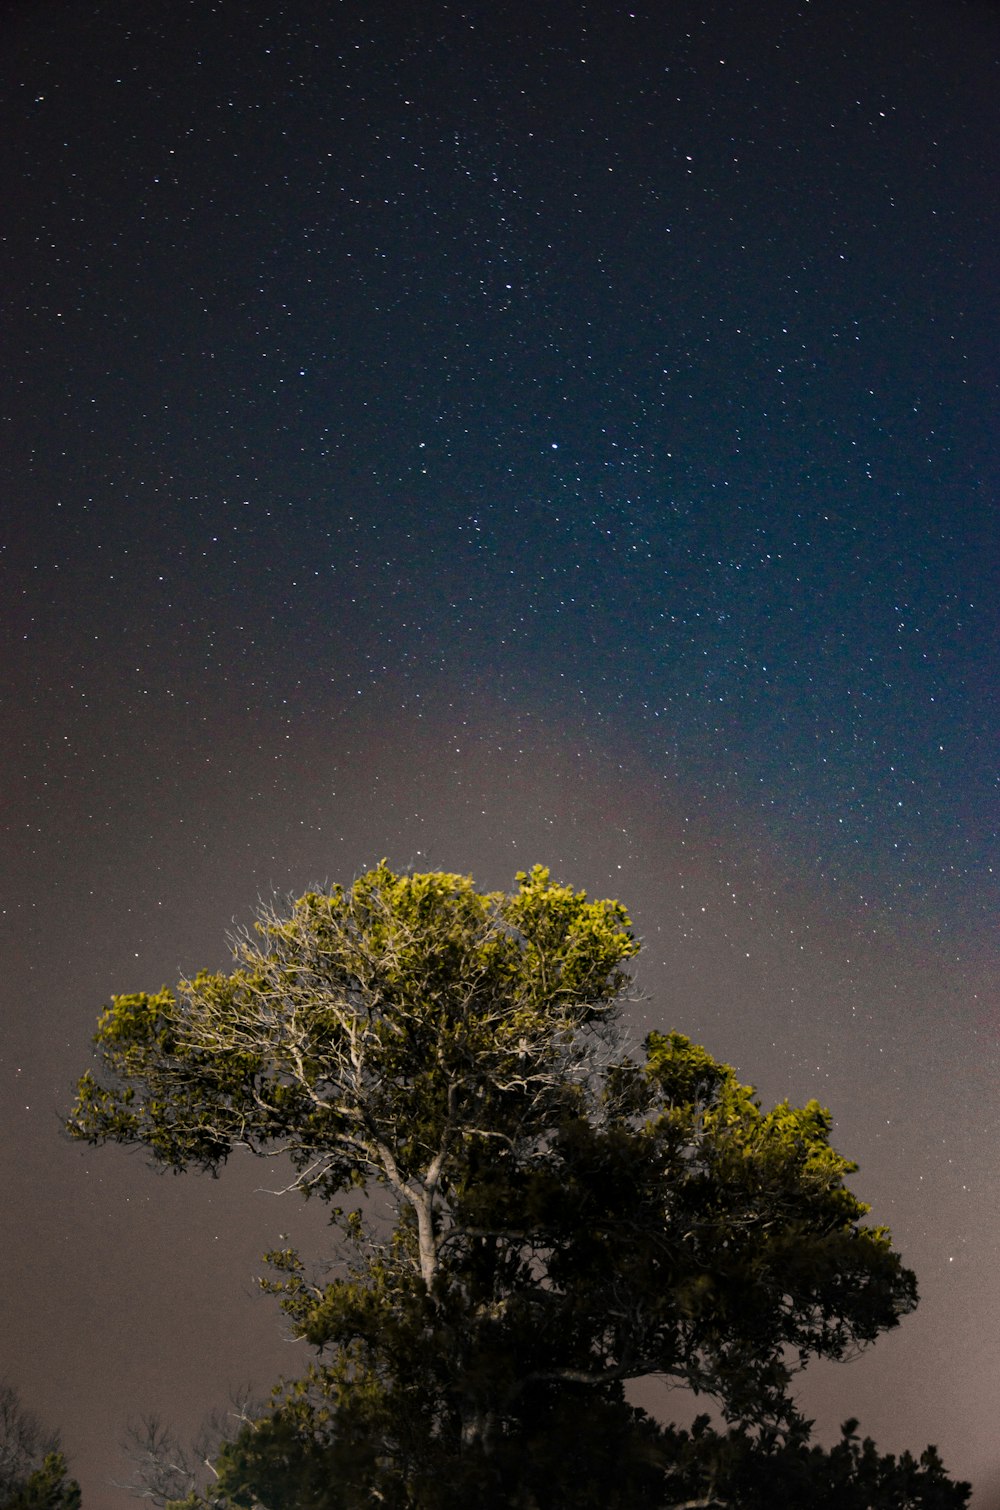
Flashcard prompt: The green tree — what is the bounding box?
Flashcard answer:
[0,1454,81,1510]
[0,1388,79,1510]
[68,865,967,1508]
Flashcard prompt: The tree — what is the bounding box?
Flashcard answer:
[0,1387,80,1510]
[0,1385,55,1503]
[68,865,968,1508]
[118,1393,262,1508]
[0,1456,81,1510]
[631,1416,970,1510]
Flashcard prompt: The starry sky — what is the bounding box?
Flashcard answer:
[1,0,997,1503]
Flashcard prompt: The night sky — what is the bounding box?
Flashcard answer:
[2,0,997,1503]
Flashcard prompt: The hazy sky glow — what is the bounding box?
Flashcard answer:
[2,1,997,1504]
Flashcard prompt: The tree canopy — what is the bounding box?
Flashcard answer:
[68,864,969,1509]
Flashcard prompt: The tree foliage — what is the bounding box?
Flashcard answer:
[69,865,968,1509]
[0,1387,79,1510]
[0,1456,81,1510]
[119,1397,261,1509]
[0,1385,55,1504]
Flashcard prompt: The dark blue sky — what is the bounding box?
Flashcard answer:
[2,1,997,1504]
